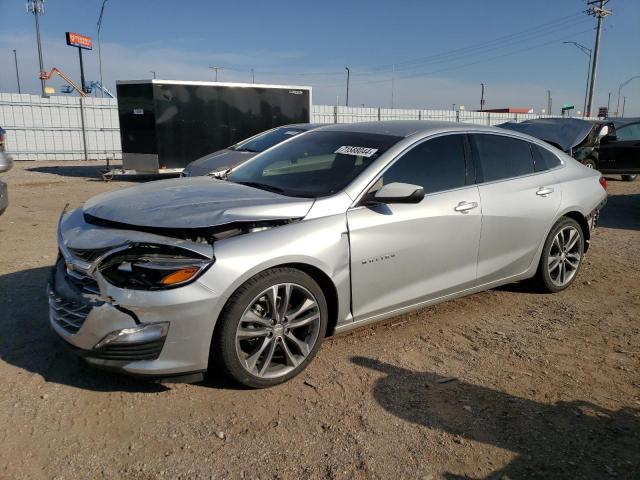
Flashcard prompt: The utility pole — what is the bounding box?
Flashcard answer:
[345,67,350,106]
[13,49,21,94]
[251,69,255,83]
[480,83,486,111]
[586,0,612,117]
[150,71,156,79]
[547,90,552,116]
[391,64,395,109]
[209,66,224,82]
[607,92,611,113]
[27,0,46,97]
[97,0,108,98]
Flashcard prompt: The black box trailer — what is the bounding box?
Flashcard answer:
[112,80,312,175]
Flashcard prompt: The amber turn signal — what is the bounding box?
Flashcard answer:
[160,266,201,285]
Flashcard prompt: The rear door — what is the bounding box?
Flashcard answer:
[347,134,481,320]
[471,134,562,284]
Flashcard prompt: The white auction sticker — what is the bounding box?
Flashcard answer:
[335,146,379,157]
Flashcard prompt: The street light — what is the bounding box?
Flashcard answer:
[345,67,350,106]
[97,0,108,98]
[26,0,46,97]
[563,41,592,118]
[617,75,640,117]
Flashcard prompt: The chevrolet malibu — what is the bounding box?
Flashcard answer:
[51,121,607,388]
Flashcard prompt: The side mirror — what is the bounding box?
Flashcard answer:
[370,182,425,204]
[601,133,617,144]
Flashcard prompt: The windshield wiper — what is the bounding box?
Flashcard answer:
[235,181,286,195]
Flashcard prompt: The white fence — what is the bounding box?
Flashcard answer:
[0,93,597,161]
[0,93,121,161]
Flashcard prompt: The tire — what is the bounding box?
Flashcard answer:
[582,158,597,170]
[211,267,328,388]
[533,217,585,293]
[621,174,637,182]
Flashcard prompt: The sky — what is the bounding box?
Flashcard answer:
[0,0,639,115]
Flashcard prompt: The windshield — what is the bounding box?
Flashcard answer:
[228,130,402,197]
[231,127,306,153]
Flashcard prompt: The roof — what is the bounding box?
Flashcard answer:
[281,123,328,130]
[315,120,502,137]
[481,107,533,114]
[116,79,312,91]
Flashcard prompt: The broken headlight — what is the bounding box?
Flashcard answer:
[99,245,213,290]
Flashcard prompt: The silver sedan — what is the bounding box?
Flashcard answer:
[52,121,607,387]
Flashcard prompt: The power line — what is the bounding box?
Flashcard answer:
[327,26,596,89]
[360,12,588,74]
[221,12,589,81]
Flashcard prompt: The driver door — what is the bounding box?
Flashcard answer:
[347,134,481,321]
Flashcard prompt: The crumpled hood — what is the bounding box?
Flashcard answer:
[183,149,257,176]
[83,177,314,229]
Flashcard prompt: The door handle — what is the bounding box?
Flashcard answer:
[536,187,554,197]
[454,201,478,213]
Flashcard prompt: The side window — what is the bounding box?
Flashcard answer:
[382,135,467,194]
[616,123,640,141]
[472,134,534,182]
[534,145,562,171]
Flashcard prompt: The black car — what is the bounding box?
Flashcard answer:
[499,118,639,181]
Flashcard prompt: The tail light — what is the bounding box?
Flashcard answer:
[599,176,607,191]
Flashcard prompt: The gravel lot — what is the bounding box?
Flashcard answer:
[0,160,638,480]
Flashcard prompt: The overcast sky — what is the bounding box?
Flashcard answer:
[1,0,638,115]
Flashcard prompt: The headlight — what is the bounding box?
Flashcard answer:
[99,244,212,290]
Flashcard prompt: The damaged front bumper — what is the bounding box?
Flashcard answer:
[51,209,226,379]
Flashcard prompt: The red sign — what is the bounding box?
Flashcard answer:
[65,32,93,50]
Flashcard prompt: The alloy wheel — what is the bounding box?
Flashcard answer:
[547,226,582,287]
[235,283,321,379]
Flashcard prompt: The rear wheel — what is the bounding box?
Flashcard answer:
[534,217,584,293]
[582,158,597,170]
[621,174,637,182]
[212,267,328,388]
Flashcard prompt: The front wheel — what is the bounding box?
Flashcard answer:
[534,217,585,293]
[212,268,328,388]
[621,174,637,182]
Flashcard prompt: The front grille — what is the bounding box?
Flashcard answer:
[49,292,93,334]
[67,246,113,263]
[66,269,100,295]
[94,339,165,361]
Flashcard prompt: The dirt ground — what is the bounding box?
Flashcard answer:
[0,160,638,480]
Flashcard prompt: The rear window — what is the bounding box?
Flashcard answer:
[471,134,535,182]
[535,145,562,171]
[232,127,306,153]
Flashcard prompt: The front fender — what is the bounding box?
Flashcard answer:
[198,213,352,329]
